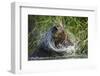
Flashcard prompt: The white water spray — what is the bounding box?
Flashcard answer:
[39,26,78,55]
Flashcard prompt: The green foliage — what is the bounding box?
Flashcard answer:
[28,15,88,56]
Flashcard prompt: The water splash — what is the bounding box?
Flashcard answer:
[38,26,78,55]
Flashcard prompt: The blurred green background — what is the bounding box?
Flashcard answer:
[28,15,88,57]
